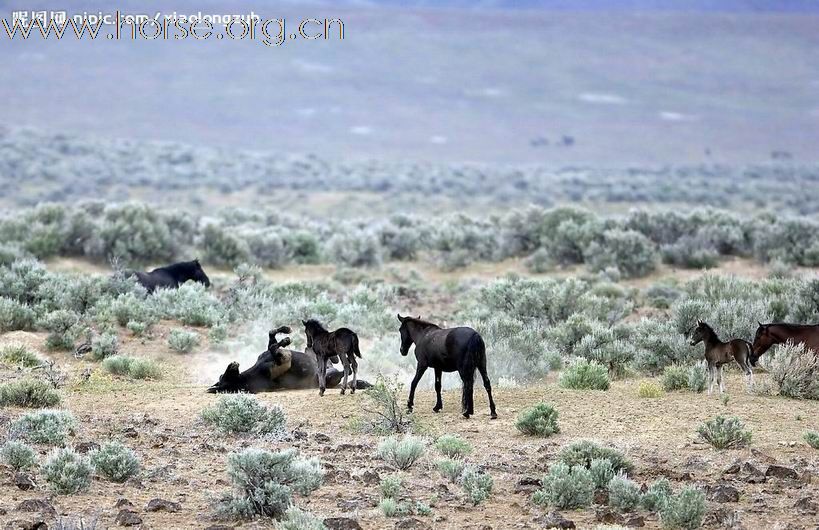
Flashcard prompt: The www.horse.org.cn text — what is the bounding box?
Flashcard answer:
[3,10,344,46]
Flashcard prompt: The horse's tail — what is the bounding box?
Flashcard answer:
[464,331,484,375]
[352,333,362,359]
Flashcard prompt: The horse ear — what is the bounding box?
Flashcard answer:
[758,321,763,328]
[302,319,308,326]
[397,314,405,322]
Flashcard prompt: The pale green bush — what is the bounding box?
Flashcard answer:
[277,506,327,530]
[435,434,472,457]
[641,477,673,511]
[515,403,560,437]
[589,458,615,489]
[0,344,41,367]
[607,472,641,512]
[43,447,93,494]
[168,329,199,353]
[459,465,493,505]
[0,440,37,470]
[377,436,425,470]
[533,463,594,509]
[380,474,402,499]
[11,409,77,445]
[659,486,706,530]
[559,359,610,390]
[436,458,465,482]
[0,378,61,407]
[805,431,819,449]
[41,309,82,350]
[91,442,140,482]
[557,440,632,473]
[0,297,36,332]
[202,394,287,435]
[102,355,161,380]
[218,448,324,519]
[90,332,118,360]
[697,416,752,449]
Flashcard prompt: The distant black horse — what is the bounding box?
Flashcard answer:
[302,319,362,396]
[397,314,497,419]
[126,259,211,294]
[207,326,370,393]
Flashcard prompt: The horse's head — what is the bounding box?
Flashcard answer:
[190,259,211,288]
[397,314,420,356]
[302,319,324,349]
[751,321,774,365]
[689,320,707,346]
[207,361,244,393]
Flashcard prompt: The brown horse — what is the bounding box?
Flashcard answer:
[689,321,753,394]
[751,322,819,365]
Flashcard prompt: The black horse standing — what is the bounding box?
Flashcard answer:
[302,319,362,396]
[397,314,497,419]
[126,259,211,293]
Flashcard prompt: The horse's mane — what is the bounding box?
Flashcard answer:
[405,317,441,329]
[697,321,719,340]
[304,319,328,332]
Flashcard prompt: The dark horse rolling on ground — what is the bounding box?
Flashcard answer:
[207,326,370,393]
[397,314,497,419]
[126,259,211,293]
[302,319,362,396]
[751,322,819,365]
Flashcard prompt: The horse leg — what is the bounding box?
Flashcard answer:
[407,365,427,412]
[350,355,358,394]
[718,365,725,394]
[707,364,714,395]
[340,354,350,395]
[459,368,475,419]
[318,356,327,397]
[478,362,498,419]
[433,368,443,412]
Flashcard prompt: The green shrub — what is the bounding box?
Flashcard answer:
[607,472,641,512]
[168,329,200,353]
[277,506,327,530]
[361,375,414,434]
[641,477,673,512]
[435,434,472,457]
[380,474,403,499]
[41,310,82,350]
[697,415,752,449]
[585,229,658,279]
[102,355,161,380]
[91,442,140,482]
[804,431,819,449]
[638,381,663,398]
[436,458,466,482]
[559,359,610,390]
[557,440,632,473]
[0,440,37,470]
[644,284,682,309]
[661,365,688,391]
[687,363,707,393]
[0,378,61,407]
[589,458,615,489]
[515,402,560,437]
[459,465,493,505]
[42,447,93,494]
[0,344,41,367]
[766,342,819,400]
[90,332,118,361]
[11,409,77,445]
[202,394,287,435]
[0,297,36,332]
[218,448,324,519]
[111,293,156,328]
[414,500,432,516]
[377,435,425,470]
[209,321,228,345]
[378,497,408,517]
[659,486,706,530]
[126,320,147,336]
[534,463,594,509]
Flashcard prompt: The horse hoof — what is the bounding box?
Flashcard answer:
[340,389,346,395]
[350,388,355,394]
[462,413,470,419]
[433,407,442,413]
[490,413,498,420]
